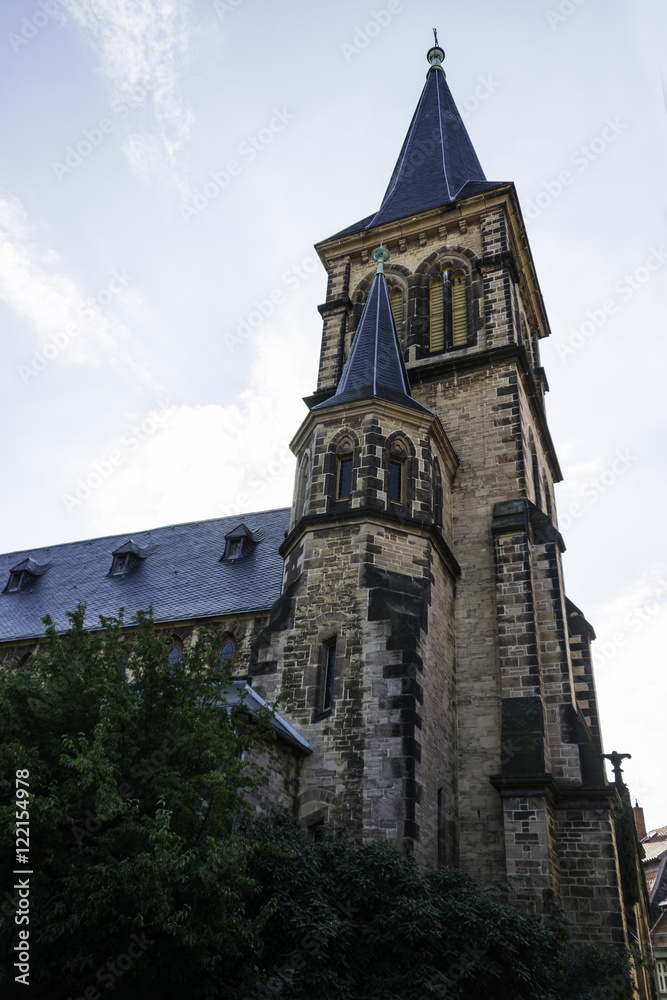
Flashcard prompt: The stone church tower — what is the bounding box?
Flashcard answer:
[252,41,655,975]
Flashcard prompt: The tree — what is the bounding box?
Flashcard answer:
[220,811,640,1000]
[0,605,275,999]
[0,608,644,1000]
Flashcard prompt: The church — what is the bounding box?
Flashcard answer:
[0,40,655,984]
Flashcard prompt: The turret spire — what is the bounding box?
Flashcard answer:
[313,248,431,414]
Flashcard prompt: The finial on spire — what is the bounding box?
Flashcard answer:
[426,31,445,75]
[372,244,390,274]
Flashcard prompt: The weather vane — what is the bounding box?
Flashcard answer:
[433,28,439,46]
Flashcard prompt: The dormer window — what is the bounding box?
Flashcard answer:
[221,523,262,562]
[111,553,130,575]
[4,558,50,593]
[108,539,149,577]
[227,538,243,559]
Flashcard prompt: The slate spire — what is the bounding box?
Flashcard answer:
[313,247,431,414]
[365,41,489,229]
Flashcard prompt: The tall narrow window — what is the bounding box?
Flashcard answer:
[390,286,403,332]
[168,641,183,668]
[322,640,336,712]
[433,457,443,528]
[295,455,309,521]
[219,638,236,669]
[542,472,553,520]
[451,272,467,347]
[389,459,403,505]
[337,456,352,500]
[429,277,444,352]
[531,443,542,510]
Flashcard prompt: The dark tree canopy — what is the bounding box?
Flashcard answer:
[0,607,641,999]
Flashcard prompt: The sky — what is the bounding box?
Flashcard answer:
[0,0,665,829]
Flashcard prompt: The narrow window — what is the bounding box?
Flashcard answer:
[531,444,542,510]
[433,458,443,528]
[227,538,242,559]
[295,456,309,521]
[308,819,325,842]
[390,286,403,331]
[542,473,553,520]
[451,272,467,347]
[7,571,24,592]
[168,641,183,668]
[219,638,236,669]
[657,960,667,993]
[429,277,444,352]
[322,640,336,712]
[337,455,352,500]
[111,553,129,575]
[389,459,403,505]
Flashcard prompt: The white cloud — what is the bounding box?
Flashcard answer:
[62,0,193,193]
[59,293,319,535]
[0,192,157,389]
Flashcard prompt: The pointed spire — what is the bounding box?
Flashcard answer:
[313,248,431,415]
[363,40,491,230]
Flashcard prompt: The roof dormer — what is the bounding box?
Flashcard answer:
[220,523,262,562]
[3,558,50,593]
[109,539,150,577]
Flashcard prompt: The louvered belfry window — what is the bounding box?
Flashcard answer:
[451,271,467,346]
[390,286,403,332]
[429,277,444,352]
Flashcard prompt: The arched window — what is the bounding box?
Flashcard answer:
[390,286,403,332]
[530,437,542,510]
[429,277,444,352]
[168,640,183,668]
[337,455,352,500]
[218,638,236,669]
[387,435,411,508]
[433,457,443,528]
[295,453,310,521]
[451,270,467,347]
[542,472,553,520]
[430,268,469,352]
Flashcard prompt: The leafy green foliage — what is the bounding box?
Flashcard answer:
[0,608,642,1000]
[221,812,639,1000]
[0,605,274,998]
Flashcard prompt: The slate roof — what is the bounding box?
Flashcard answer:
[0,508,290,642]
[312,268,432,415]
[643,825,667,863]
[325,55,506,241]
